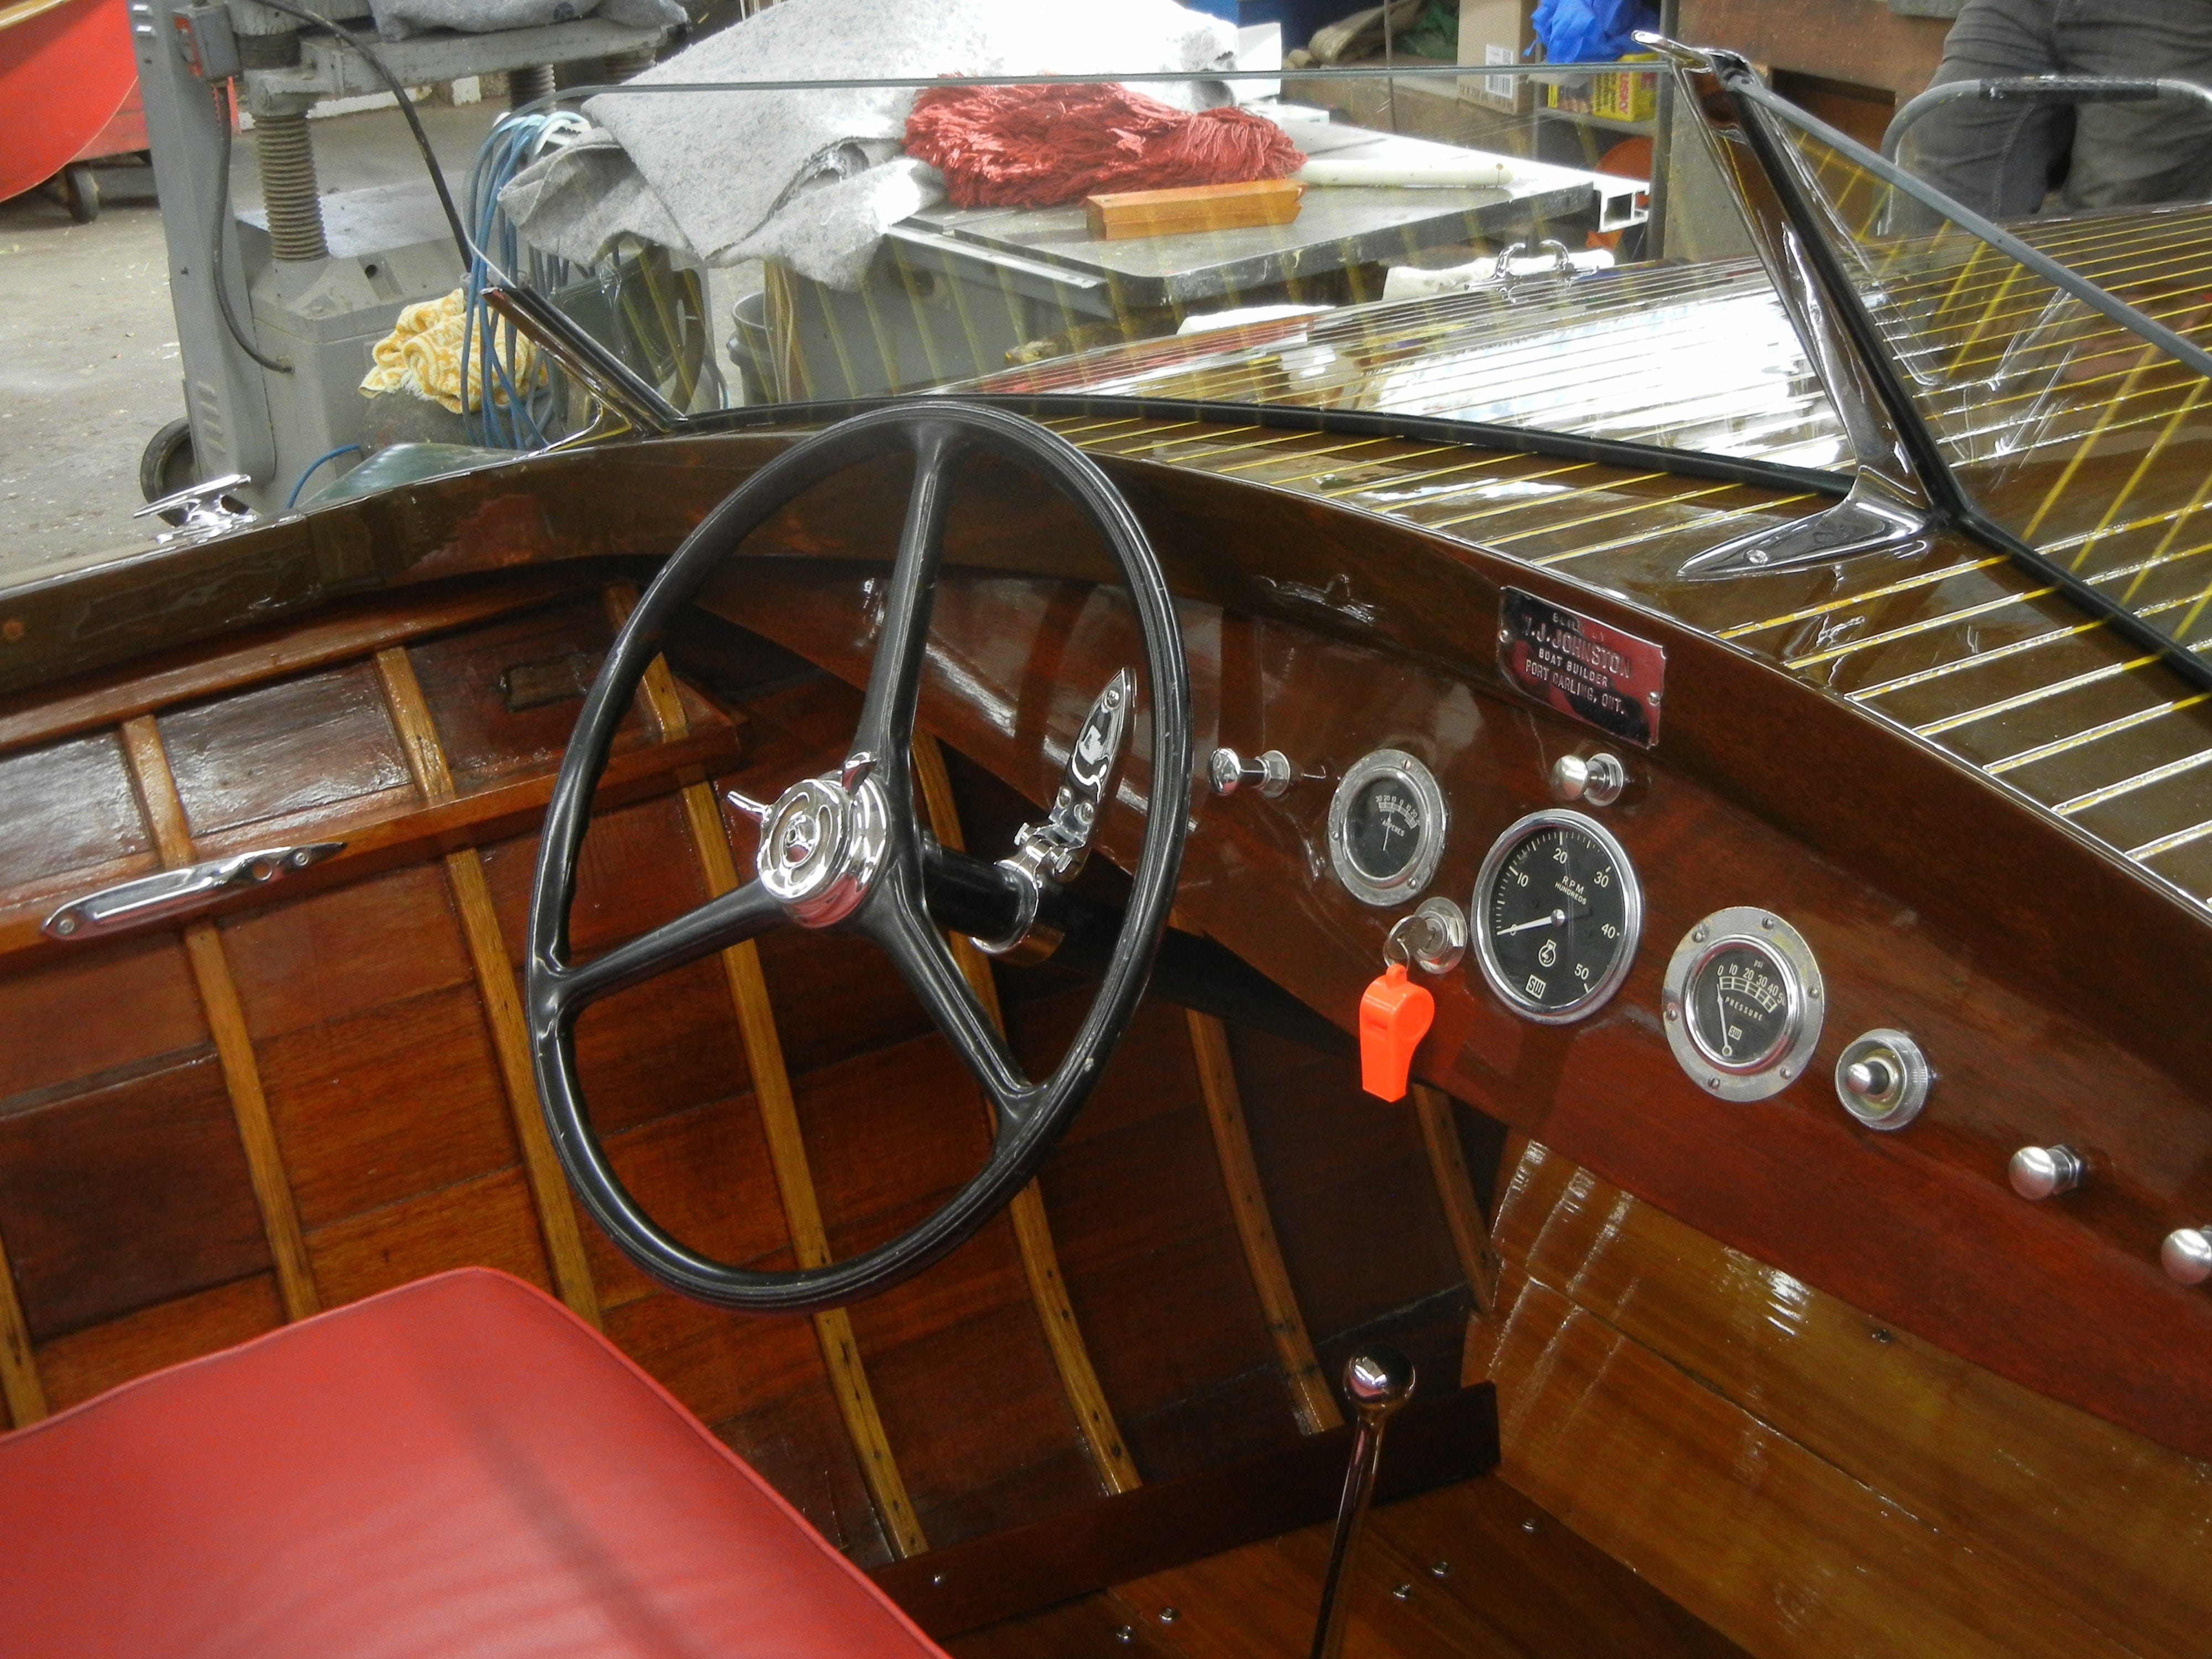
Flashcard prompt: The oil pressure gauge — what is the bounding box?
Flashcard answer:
[1662,907,1824,1101]
[1328,749,1448,906]
[1472,810,1641,1023]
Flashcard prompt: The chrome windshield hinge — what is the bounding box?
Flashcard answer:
[973,669,1131,957]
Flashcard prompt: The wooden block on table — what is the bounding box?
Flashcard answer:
[1083,178,1305,241]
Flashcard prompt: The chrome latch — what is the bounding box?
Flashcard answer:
[43,840,343,941]
[132,473,258,544]
[974,669,1131,957]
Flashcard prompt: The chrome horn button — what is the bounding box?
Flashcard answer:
[755,774,889,926]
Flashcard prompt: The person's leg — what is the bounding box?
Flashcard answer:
[2056,0,2212,211]
[1906,0,2072,219]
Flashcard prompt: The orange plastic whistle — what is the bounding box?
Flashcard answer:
[1359,961,1433,1102]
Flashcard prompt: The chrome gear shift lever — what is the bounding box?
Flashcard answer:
[1309,1347,1415,1659]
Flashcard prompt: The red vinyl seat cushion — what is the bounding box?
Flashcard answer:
[0,1267,948,1659]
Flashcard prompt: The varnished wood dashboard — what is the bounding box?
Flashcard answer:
[692,437,2212,1468]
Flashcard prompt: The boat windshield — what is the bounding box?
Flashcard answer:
[1736,76,2212,660]
[477,60,1848,473]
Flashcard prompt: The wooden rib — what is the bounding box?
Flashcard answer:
[372,646,602,1329]
[1408,1084,1501,1386]
[0,1218,45,1426]
[910,730,1142,1495]
[608,586,930,1557]
[1183,1005,1341,1434]
[674,774,928,1557]
[119,716,320,1323]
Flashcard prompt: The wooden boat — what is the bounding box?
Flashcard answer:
[3,43,2210,1659]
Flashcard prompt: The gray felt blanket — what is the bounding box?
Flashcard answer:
[370,0,682,44]
[499,0,1238,288]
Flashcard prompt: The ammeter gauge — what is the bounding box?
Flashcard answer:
[1328,750,1448,906]
[1472,810,1641,1023]
[1662,907,1824,1100]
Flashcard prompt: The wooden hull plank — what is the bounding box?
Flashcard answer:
[1483,1140,2212,1659]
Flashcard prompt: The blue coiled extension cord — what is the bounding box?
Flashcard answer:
[458,108,591,449]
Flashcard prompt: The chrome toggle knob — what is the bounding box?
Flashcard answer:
[1551,751,1626,806]
[1844,1058,1892,1097]
[1834,1029,1932,1130]
[2164,1228,2212,1286]
[1210,746,1293,798]
[2009,1145,2084,1201]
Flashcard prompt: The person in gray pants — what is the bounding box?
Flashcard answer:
[1908,0,2212,217]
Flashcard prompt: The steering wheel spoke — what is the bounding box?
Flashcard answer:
[851,424,964,774]
[544,879,784,1020]
[860,873,1036,1128]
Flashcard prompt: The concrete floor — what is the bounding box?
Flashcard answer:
[0,101,501,580]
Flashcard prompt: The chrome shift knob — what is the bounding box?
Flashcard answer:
[1311,1347,1416,1659]
[1343,1345,1415,1417]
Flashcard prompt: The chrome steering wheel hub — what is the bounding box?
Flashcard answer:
[757,773,890,927]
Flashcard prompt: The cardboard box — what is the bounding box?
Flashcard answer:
[1456,0,1534,114]
[1543,53,1659,124]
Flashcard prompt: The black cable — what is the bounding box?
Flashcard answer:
[239,0,478,272]
[208,86,293,374]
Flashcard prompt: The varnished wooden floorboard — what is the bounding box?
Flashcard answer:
[949,1476,1747,1659]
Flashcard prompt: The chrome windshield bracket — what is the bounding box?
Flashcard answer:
[1655,41,1939,543]
[973,668,1131,957]
[1679,468,1932,578]
[43,840,343,941]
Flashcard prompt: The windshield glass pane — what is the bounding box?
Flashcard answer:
[470,59,1846,470]
[1770,115,2212,655]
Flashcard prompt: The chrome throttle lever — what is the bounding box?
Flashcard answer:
[1310,1348,1416,1659]
[973,669,1132,958]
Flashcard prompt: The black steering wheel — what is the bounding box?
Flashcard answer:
[526,404,1191,1313]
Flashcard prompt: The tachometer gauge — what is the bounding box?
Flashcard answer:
[1328,749,1448,907]
[1472,810,1640,1023]
[1661,907,1824,1101]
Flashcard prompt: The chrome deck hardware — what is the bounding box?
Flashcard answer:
[43,841,343,941]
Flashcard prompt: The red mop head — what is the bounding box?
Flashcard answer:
[905,81,1306,210]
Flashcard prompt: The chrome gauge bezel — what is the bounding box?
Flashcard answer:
[1327,749,1448,907]
[1661,906,1825,1102]
[1470,808,1642,1025]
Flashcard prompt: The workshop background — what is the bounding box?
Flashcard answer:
[0,0,1961,576]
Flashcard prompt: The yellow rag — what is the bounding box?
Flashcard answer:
[359,288,542,414]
